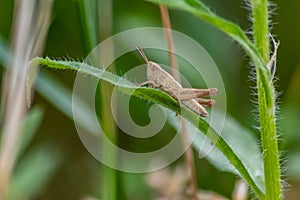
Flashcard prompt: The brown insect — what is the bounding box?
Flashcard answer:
[135,46,217,117]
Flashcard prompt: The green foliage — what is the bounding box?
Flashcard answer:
[7,143,63,200]
[250,1,282,199]
[0,0,286,198]
[0,106,62,200]
[17,106,44,158]
[146,0,282,199]
[29,57,265,198]
[169,112,264,181]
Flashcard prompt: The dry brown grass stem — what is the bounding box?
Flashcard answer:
[0,0,53,198]
[159,5,199,200]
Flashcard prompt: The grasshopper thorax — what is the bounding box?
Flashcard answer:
[147,61,163,80]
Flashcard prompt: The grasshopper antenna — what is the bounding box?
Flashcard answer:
[135,46,149,63]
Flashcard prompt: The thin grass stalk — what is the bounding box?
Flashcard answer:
[98,0,118,199]
[0,2,35,197]
[77,0,98,52]
[0,0,52,198]
[77,0,118,198]
[159,5,198,200]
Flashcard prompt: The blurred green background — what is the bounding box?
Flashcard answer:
[0,0,300,199]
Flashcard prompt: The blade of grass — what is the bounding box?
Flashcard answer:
[0,37,10,68]
[97,0,119,198]
[29,57,265,198]
[146,0,267,71]
[17,106,44,159]
[77,0,98,52]
[168,111,264,193]
[78,0,118,199]
[98,0,118,199]
[6,142,62,200]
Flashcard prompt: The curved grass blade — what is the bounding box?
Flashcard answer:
[168,111,265,194]
[29,57,265,198]
[145,0,265,67]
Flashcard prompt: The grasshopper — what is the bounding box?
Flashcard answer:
[135,46,217,117]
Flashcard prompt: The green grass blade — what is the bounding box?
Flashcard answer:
[78,0,118,198]
[17,106,44,159]
[30,57,265,198]
[77,0,98,52]
[0,40,97,143]
[168,111,265,194]
[145,0,267,72]
[6,143,62,200]
[0,36,10,67]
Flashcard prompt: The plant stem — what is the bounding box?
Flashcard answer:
[159,5,198,200]
[78,0,118,198]
[0,1,52,198]
[77,0,98,52]
[98,0,118,200]
[251,0,282,199]
[251,0,270,62]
